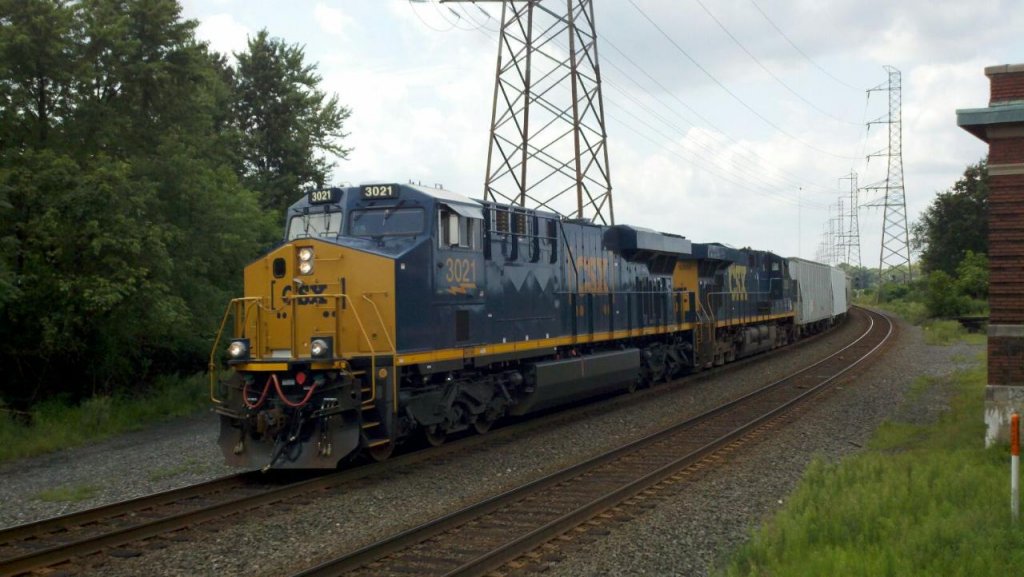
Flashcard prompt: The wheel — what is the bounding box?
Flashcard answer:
[424,425,447,447]
[367,440,394,462]
[472,415,494,435]
[627,377,640,394]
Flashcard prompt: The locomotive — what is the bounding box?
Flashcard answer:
[211,183,848,469]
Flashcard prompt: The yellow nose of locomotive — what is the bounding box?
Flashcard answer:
[241,241,341,361]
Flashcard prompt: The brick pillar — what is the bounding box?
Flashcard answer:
[958,63,1024,446]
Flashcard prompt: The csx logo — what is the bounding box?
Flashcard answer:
[282,284,327,305]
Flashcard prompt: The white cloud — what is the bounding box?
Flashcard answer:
[194,13,250,57]
[314,3,354,37]
[178,0,1019,265]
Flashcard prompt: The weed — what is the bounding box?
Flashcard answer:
[148,457,209,482]
[0,373,210,463]
[35,484,101,503]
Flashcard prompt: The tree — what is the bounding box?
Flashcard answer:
[924,270,971,318]
[232,29,351,215]
[0,0,274,404]
[955,250,988,300]
[911,160,988,276]
[0,0,77,150]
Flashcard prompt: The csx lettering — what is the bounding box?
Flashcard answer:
[577,256,608,293]
[445,258,476,284]
[282,284,328,305]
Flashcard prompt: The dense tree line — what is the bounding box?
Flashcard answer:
[910,159,989,316]
[912,159,989,277]
[0,0,349,406]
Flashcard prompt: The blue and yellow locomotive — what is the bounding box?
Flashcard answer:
[211,183,831,469]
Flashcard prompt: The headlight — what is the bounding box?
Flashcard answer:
[310,338,332,358]
[297,247,314,275]
[227,339,249,359]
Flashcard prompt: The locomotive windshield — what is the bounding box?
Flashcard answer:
[286,210,343,240]
[349,207,424,237]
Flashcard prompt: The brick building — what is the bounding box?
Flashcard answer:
[958,63,1024,446]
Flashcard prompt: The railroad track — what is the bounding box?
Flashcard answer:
[293,307,893,577]
[0,470,336,576]
[0,308,876,576]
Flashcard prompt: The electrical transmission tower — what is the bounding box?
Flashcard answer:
[864,65,911,283]
[445,0,614,224]
[839,171,862,267]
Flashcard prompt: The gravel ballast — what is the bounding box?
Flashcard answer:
[0,312,981,576]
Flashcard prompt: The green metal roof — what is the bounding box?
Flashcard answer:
[957,103,1024,142]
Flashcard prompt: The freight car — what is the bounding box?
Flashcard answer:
[210,183,847,469]
[787,257,850,336]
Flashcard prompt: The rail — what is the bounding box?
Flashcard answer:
[292,307,893,577]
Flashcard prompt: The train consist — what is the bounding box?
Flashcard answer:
[211,183,849,469]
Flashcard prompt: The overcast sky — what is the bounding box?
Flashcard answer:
[180,0,1018,263]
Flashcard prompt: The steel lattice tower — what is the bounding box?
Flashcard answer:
[840,171,862,267]
[451,0,614,224]
[864,66,911,283]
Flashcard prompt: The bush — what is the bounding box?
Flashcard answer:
[0,373,209,462]
[925,271,972,318]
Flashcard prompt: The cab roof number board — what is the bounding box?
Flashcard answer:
[309,188,342,205]
[361,184,399,199]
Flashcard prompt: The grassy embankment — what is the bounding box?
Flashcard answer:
[720,346,1024,575]
[0,373,209,463]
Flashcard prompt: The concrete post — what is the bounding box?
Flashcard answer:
[957,64,1024,446]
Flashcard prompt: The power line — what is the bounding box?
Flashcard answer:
[747,0,860,91]
[693,0,860,126]
[626,0,860,161]
[602,78,829,208]
[599,37,838,197]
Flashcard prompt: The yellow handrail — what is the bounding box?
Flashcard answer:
[209,297,263,404]
[209,292,394,414]
[362,292,397,412]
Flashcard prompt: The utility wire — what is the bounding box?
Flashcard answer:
[747,0,860,91]
[407,0,455,32]
[601,36,838,196]
[693,0,860,126]
[627,0,860,161]
[602,76,829,206]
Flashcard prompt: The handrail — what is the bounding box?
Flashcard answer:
[361,293,396,353]
[209,292,393,414]
[208,297,263,405]
[362,292,399,414]
[327,293,379,408]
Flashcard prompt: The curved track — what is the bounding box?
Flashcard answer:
[293,307,893,577]
[0,308,883,576]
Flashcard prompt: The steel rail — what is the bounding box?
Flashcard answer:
[0,309,873,577]
[294,307,891,577]
[0,470,331,576]
[0,472,269,546]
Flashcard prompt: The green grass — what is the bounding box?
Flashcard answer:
[922,319,987,346]
[720,362,1024,577]
[0,373,209,463]
[147,456,210,482]
[35,484,101,503]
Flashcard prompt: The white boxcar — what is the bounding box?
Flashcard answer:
[787,257,833,326]
[830,266,849,318]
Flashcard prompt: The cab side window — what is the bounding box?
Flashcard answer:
[439,208,481,250]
